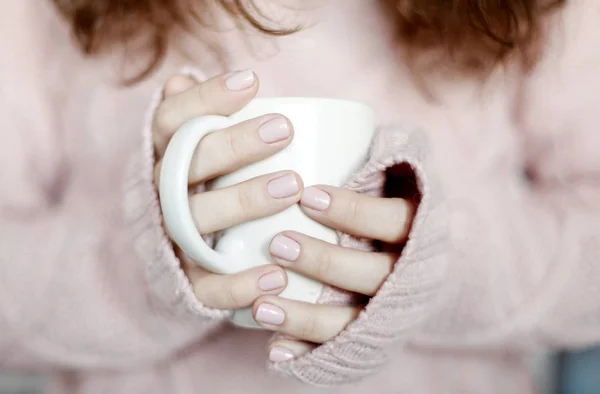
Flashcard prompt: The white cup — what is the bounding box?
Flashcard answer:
[159,98,375,328]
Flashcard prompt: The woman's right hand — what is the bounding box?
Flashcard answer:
[152,70,300,310]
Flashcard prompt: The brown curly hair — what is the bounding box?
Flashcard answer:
[51,0,565,83]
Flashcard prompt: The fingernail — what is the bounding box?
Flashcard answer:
[270,235,300,262]
[256,303,285,325]
[225,69,255,91]
[268,174,299,199]
[301,187,331,211]
[258,270,286,292]
[269,347,294,362]
[258,116,290,143]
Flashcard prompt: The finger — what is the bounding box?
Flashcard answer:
[192,265,288,310]
[153,114,293,187]
[178,245,211,283]
[253,296,361,344]
[153,70,259,156]
[300,186,415,244]
[163,75,196,97]
[268,339,316,362]
[189,171,303,234]
[188,114,293,184]
[269,232,396,296]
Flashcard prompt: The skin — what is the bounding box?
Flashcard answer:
[152,71,415,360]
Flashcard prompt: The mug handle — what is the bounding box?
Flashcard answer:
[159,115,242,275]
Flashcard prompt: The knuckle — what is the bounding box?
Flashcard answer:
[343,195,362,223]
[164,77,182,96]
[193,135,219,174]
[153,105,175,134]
[164,75,195,96]
[224,128,245,160]
[314,245,335,280]
[224,278,246,308]
[235,182,263,215]
[299,313,320,342]
[195,85,213,112]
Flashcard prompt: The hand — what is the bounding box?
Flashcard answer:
[255,185,416,362]
[153,71,303,310]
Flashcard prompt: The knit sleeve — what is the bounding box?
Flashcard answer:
[0,53,229,368]
[269,126,449,385]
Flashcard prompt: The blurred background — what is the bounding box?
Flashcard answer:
[2,348,600,394]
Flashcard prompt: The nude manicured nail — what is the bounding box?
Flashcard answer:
[269,347,294,362]
[256,303,285,325]
[225,70,255,91]
[258,271,286,292]
[301,187,331,210]
[270,235,300,262]
[268,174,299,199]
[258,116,290,143]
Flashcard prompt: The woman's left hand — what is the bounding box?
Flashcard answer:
[254,185,416,362]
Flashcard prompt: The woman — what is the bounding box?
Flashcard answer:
[1,0,599,393]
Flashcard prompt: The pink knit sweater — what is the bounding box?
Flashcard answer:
[2,1,600,393]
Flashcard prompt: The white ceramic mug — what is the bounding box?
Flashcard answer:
[159,98,375,328]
